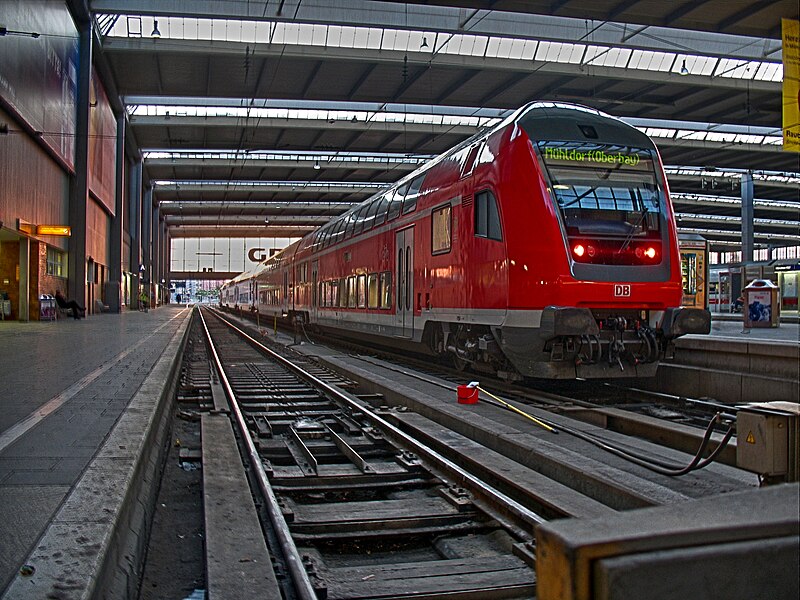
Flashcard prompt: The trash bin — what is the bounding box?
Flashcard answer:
[743,279,780,328]
[39,294,56,321]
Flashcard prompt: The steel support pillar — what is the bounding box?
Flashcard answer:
[741,172,754,262]
[68,20,92,306]
[107,113,125,312]
[129,160,143,307]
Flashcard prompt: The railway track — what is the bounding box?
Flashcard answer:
[139,307,765,598]
[220,306,741,465]
[185,306,542,599]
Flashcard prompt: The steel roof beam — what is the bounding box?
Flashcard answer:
[90,0,782,60]
[130,114,479,136]
[104,39,779,93]
[169,226,315,238]
[155,182,383,193]
[145,157,421,170]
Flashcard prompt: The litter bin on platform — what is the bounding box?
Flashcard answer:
[39,294,56,321]
[743,279,780,328]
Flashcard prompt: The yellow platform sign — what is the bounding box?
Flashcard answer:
[783,19,800,152]
[36,225,71,236]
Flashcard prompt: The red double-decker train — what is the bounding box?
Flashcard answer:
[221,102,710,379]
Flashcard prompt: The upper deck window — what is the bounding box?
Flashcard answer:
[402,174,426,214]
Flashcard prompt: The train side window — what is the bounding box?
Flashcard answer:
[373,194,390,227]
[353,204,370,235]
[367,274,379,308]
[364,195,386,231]
[339,279,348,308]
[357,274,367,308]
[475,190,503,241]
[403,174,425,215]
[461,143,480,178]
[346,276,356,307]
[387,184,408,221]
[331,279,339,307]
[432,204,452,255]
[379,272,392,309]
[330,218,346,246]
[344,213,357,239]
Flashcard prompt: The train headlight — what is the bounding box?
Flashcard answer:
[573,244,586,258]
[644,246,657,259]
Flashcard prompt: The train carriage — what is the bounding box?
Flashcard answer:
[221,102,710,379]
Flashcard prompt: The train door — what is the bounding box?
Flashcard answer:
[395,227,414,337]
[311,260,319,322]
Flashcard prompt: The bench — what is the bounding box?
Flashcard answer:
[95,299,110,313]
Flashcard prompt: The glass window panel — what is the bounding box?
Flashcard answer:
[379,272,392,309]
[367,27,382,49]
[521,39,537,60]
[382,29,397,50]
[353,27,370,48]
[432,205,452,254]
[368,274,379,308]
[211,19,227,41]
[348,276,357,307]
[485,37,502,58]
[311,24,327,45]
[241,21,256,43]
[403,175,425,214]
[339,279,347,307]
[357,274,367,308]
[197,19,212,40]
[387,184,407,220]
[472,35,489,56]
[497,38,514,58]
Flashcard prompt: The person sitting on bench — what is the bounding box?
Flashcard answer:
[55,289,85,320]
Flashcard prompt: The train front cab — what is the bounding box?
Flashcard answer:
[497,105,710,379]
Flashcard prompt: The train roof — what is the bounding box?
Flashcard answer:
[301,102,653,253]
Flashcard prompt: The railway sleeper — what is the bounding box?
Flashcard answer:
[270,472,435,494]
[300,536,535,600]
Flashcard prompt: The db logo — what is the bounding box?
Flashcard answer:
[614,284,631,297]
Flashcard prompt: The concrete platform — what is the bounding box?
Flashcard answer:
[644,315,800,403]
[0,305,192,598]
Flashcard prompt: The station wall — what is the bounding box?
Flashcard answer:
[0,1,129,320]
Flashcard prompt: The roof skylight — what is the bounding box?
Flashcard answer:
[101,15,783,83]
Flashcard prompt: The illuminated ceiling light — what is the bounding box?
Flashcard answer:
[151,20,161,38]
[421,37,428,48]
[313,160,321,170]
[680,59,689,76]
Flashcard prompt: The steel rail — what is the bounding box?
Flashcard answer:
[196,308,319,600]
[207,307,548,531]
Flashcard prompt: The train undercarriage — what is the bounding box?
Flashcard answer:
[429,306,711,380]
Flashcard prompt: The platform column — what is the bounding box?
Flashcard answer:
[68,18,92,307]
[142,186,153,301]
[108,112,125,312]
[152,203,160,304]
[129,159,143,308]
[741,172,754,262]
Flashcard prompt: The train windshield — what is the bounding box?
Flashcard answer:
[538,141,664,265]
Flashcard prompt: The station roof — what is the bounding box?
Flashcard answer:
[86,0,799,251]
